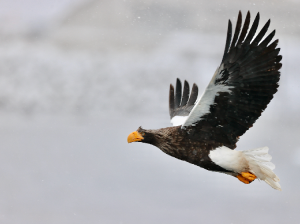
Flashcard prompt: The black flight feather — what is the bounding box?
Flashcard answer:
[175,78,182,109]
[180,80,190,107]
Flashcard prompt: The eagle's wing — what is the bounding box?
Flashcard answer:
[169,79,198,126]
[169,11,282,149]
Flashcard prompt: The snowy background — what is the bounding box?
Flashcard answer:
[0,0,299,223]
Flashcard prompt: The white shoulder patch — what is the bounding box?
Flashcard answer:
[182,65,232,128]
[170,116,188,126]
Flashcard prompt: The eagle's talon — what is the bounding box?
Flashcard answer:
[241,172,256,181]
[237,172,257,184]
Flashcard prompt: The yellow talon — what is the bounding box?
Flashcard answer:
[237,172,257,184]
[241,172,256,181]
[237,174,250,184]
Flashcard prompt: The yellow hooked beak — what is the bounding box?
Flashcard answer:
[127,131,144,143]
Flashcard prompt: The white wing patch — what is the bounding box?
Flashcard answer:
[182,65,232,128]
[170,116,188,126]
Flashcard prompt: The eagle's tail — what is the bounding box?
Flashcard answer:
[243,147,281,191]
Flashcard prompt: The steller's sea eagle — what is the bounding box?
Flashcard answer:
[127,11,282,190]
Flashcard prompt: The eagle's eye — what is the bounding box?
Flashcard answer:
[141,132,145,136]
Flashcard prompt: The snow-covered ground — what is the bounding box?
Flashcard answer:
[0,0,299,223]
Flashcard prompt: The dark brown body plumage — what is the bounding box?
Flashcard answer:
[138,126,229,173]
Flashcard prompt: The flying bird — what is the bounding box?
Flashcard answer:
[127,11,282,190]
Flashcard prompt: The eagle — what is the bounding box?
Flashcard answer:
[127,11,282,190]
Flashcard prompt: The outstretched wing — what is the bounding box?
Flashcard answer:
[169,78,198,126]
[175,11,282,149]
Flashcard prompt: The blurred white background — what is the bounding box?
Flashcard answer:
[0,0,299,223]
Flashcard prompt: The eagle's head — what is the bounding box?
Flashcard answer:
[127,127,156,144]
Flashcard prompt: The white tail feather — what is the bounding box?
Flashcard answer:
[243,147,281,191]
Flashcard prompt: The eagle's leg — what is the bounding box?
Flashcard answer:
[237,172,257,184]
